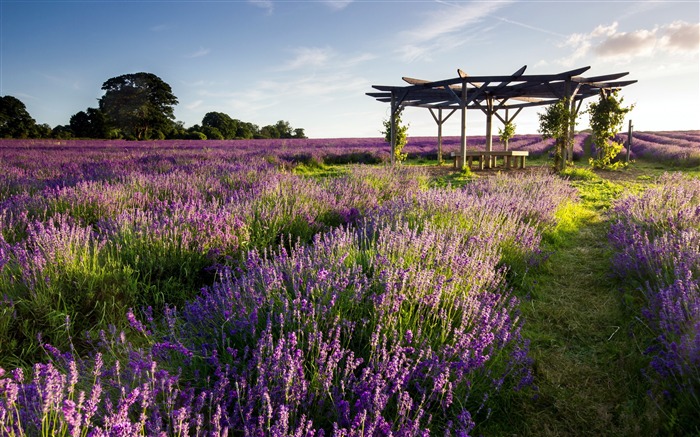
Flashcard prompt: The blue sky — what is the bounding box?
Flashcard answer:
[1,0,698,138]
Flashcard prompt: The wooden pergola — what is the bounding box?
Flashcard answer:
[366,65,637,168]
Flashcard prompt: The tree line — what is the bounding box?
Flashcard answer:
[0,72,306,140]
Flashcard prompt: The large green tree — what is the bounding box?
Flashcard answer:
[0,95,37,138]
[202,111,238,139]
[99,72,178,140]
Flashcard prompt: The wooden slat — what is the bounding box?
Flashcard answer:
[572,72,629,83]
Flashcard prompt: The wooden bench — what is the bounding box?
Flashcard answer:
[450,150,529,170]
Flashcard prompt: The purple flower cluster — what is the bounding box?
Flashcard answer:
[609,173,700,424]
[0,139,579,434]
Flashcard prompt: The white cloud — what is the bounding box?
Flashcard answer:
[554,20,698,66]
[595,28,657,58]
[661,21,700,52]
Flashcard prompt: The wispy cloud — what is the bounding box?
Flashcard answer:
[150,24,170,32]
[278,47,334,71]
[275,46,375,73]
[397,0,514,62]
[492,16,567,38]
[322,0,353,10]
[186,100,203,110]
[249,0,273,15]
[185,47,211,58]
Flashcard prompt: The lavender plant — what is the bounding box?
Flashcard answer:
[609,173,700,432]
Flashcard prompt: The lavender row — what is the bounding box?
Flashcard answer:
[1,148,578,434]
[613,131,700,165]
[608,173,700,430]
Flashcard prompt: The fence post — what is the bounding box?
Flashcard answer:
[626,120,633,163]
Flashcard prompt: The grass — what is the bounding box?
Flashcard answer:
[476,168,665,436]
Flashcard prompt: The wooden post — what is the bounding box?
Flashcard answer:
[503,108,509,151]
[437,109,443,164]
[459,82,467,169]
[390,94,397,165]
[626,119,633,163]
[485,96,493,153]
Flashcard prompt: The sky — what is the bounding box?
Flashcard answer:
[1,0,698,138]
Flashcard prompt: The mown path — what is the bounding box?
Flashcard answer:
[484,175,657,436]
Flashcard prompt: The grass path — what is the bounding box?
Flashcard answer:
[483,176,658,436]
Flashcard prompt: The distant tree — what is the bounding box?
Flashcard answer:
[52,125,74,139]
[0,95,37,138]
[70,110,90,137]
[234,120,257,139]
[293,128,307,139]
[70,108,108,138]
[167,121,188,139]
[260,124,279,139]
[99,72,178,140]
[275,120,293,138]
[201,125,224,140]
[202,112,237,139]
[33,123,53,139]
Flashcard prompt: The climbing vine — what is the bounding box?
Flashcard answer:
[539,98,576,171]
[498,121,516,149]
[587,89,633,170]
[383,107,409,163]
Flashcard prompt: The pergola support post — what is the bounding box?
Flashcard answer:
[390,94,397,165]
[459,82,467,169]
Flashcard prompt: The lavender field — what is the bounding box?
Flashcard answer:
[0,134,698,435]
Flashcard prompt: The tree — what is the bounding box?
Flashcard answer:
[498,121,516,150]
[382,107,409,163]
[33,123,52,139]
[0,95,37,138]
[539,98,576,171]
[99,72,178,140]
[274,120,293,138]
[235,120,257,139]
[260,124,279,139]
[293,128,307,139]
[587,89,633,169]
[52,125,74,139]
[202,112,237,139]
[70,107,108,138]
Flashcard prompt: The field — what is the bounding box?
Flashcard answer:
[0,131,699,436]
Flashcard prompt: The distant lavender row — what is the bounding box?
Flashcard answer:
[0,139,579,434]
[608,173,700,429]
[616,130,700,165]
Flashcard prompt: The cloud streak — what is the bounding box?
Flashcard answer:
[249,0,273,14]
[185,47,211,58]
[396,0,513,62]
